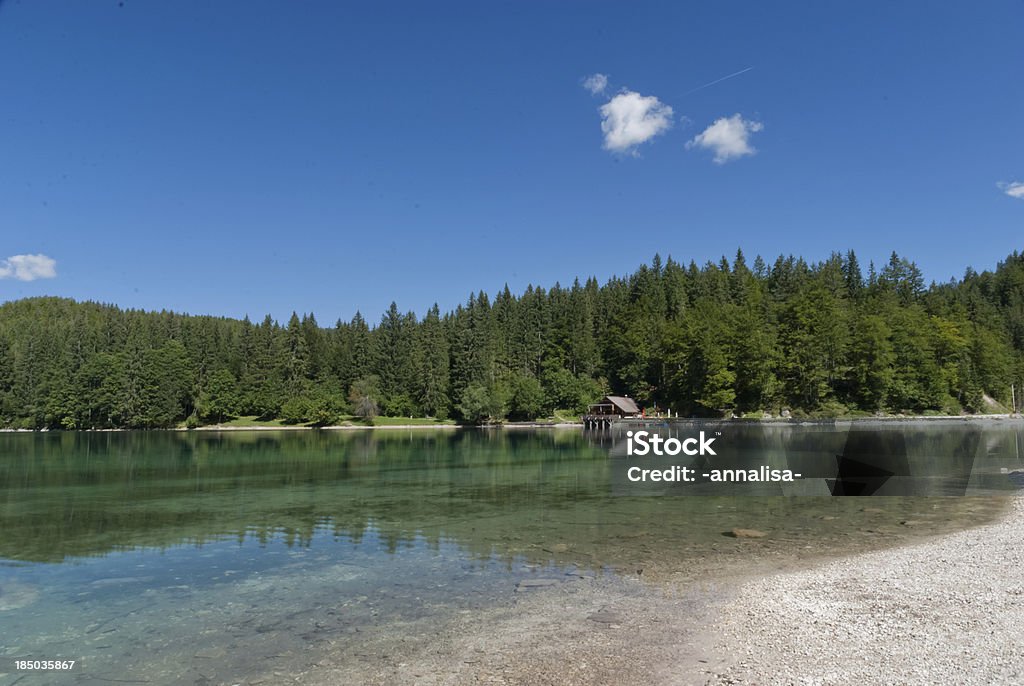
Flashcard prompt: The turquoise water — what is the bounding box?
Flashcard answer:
[0,426,1019,684]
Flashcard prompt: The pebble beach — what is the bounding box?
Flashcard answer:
[709,496,1024,684]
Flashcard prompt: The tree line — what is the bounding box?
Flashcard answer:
[1,249,1023,429]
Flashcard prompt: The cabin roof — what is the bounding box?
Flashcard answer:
[604,395,640,414]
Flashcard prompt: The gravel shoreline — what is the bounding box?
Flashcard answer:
[708,495,1023,685]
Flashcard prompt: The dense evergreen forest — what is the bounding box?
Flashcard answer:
[1,249,1023,429]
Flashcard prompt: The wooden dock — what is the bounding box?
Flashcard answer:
[582,415,616,430]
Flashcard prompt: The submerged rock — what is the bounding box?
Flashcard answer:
[515,578,560,592]
[729,528,767,539]
[587,611,622,624]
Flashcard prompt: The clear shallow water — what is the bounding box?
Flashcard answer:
[1,426,1021,685]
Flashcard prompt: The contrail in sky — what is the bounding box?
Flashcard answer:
[681,67,754,97]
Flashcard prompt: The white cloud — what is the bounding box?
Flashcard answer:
[687,114,764,163]
[599,90,673,154]
[0,254,57,281]
[998,181,1024,199]
[582,73,608,95]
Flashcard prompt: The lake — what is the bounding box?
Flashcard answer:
[1,423,1021,684]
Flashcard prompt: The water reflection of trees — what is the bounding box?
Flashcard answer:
[0,430,611,562]
[1,426,1017,564]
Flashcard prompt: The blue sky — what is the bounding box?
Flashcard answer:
[1,1,1022,324]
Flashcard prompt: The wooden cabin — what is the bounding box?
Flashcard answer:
[583,396,641,428]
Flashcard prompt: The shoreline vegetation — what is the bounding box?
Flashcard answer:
[2,249,1023,431]
[2,412,1021,432]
